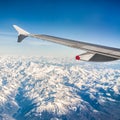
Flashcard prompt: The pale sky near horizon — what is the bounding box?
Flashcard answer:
[0,0,120,57]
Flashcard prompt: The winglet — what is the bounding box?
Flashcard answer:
[13,25,30,42]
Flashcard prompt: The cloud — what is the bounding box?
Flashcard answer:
[0,56,120,120]
[26,40,52,46]
[0,32,15,36]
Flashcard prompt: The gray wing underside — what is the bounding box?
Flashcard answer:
[13,25,120,62]
[31,34,120,62]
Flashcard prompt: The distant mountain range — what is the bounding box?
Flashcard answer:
[0,57,120,120]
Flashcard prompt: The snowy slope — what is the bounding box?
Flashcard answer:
[0,56,120,120]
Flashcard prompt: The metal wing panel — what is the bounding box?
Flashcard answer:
[32,34,120,59]
[13,25,120,62]
[78,52,118,62]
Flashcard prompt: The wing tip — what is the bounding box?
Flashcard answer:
[13,25,30,42]
[13,25,30,35]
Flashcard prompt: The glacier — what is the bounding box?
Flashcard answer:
[0,56,120,120]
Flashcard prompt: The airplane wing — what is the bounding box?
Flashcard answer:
[13,25,120,62]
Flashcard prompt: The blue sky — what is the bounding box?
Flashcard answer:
[0,0,120,56]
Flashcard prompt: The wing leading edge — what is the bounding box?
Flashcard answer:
[13,25,120,62]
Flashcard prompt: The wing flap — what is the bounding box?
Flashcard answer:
[89,53,118,62]
[80,52,118,62]
[80,52,95,61]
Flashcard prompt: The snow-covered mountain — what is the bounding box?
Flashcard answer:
[0,56,120,120]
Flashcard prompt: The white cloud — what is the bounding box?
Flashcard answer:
[27,40,52,46]
[0,56,120,119]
